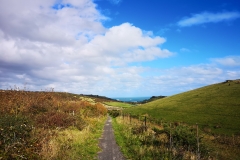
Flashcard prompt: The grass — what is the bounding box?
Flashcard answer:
[0,89,108,159]
[112,115,240,159]
[112,116,209,159]
[112,117,142,159]
[104,101,134,108]
[124,80,240,135]
[41,117,106,160]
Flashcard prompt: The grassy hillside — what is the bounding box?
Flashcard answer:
[104,101,134,108]
[124,79,240,135]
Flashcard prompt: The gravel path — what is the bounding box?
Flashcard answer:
[98,116,126,160]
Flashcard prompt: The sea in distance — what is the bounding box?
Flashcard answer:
[112,97,151,102]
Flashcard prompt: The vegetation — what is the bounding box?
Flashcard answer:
[140,96,167,104]
[39,117,106,160]
[124,79,240,135]
[80,94,118,103]
[113,114,240,159]
[112,116,209,159]
[0,88,107,159]
[118,79,240,159]
[2,79,240,159]
[104,101,134,108]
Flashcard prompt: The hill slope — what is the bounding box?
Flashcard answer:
[124,79,240,135]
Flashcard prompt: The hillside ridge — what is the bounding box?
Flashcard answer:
[124,79,240,135]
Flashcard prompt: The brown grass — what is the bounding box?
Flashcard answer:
[0,89,107,159]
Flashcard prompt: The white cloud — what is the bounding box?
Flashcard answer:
[0,0,106,44]
[143,64,235,95]
[212,56,240,66]
[1,0,239,97]
[0,0,173,96]
[178,11,240,27]
[226,71,240,78]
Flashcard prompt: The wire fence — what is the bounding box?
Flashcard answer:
[110,111,240,159]
[118,111,240,133]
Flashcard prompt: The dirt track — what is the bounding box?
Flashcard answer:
[98,116,126,160]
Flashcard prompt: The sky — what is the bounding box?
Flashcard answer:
[0,0,240,97]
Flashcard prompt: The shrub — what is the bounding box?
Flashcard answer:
[172,125,197,149]
[0,89,108,159]
[108,110,121,118]
[36,112,76,129]
[0,114,39,159]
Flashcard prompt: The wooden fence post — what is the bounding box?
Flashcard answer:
[232,134,235,146]
[196,123,200,160]
[170,123,172,151]
[144,116,147,131]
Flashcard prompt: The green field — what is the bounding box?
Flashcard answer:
[104,101,134,108]
[124,80,240,135]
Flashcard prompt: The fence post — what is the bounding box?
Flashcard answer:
[128,114,130,124]
[170,123,172,151]
[130,114,131,124]
[196,123,200,160]
[232,134,235,146]
[144,116,147,131]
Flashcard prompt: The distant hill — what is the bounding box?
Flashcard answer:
[124,79,240,135]
[140,95,167,104]
[80,94,118,103]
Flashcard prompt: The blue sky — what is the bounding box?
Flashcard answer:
[0,0,240,97]
[96,0,240,65]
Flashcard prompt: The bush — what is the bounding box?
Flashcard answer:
[108,110,121,118]
[172,125,197,150]
[0,114,39,159]
[36,112,76,129]
[0,90,108,159]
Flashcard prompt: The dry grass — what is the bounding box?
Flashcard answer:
[0,88,107,159]
[40,117,106,160]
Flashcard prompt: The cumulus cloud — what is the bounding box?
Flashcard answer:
[1,0,239,97]
[0,0,107,44]
[80,23,171,64]
[0,0,173,95]
[178,11,240,27]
